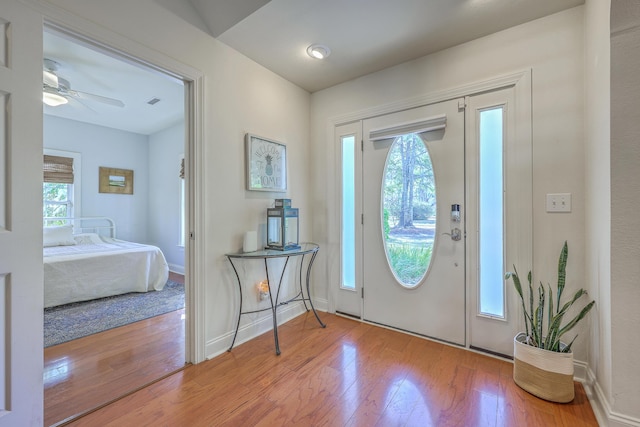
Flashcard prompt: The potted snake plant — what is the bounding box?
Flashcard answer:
[505,241,595,403]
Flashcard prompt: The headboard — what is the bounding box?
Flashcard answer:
[43,217,116,238]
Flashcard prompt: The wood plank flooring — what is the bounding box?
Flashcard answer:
[65,312,598,427]
[44,272,186,426]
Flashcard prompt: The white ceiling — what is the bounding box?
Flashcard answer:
[213,0,585,92]
[44,0,584,133]
[43,30,184,135]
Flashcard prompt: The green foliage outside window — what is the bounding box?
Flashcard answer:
[43,183,71,221]
[386,244,433,285]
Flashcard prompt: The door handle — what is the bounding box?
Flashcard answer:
[442,228,462,241]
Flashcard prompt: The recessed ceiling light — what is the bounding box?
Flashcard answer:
[306,44,331,60]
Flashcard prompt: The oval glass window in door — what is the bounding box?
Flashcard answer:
[381,133,436,288]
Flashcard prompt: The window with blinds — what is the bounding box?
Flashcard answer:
[43,154,75,221]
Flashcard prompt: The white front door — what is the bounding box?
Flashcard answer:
[0,1,45,425]
[362,99,466,345]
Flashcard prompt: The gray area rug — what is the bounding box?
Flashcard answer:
[44,280,184,347]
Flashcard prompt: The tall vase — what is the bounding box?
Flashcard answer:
[513,332,575,403]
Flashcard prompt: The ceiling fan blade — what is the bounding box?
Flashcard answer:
[67,95,98,113]
[68,89,125,108]
[43,70,59,89]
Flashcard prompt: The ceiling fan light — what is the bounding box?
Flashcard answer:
[43,91,68,107]
[307,44,330,60]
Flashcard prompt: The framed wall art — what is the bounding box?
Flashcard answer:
[245,133,287,192]
[99,167,134,195]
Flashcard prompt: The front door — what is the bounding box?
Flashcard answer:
[0,1,45,425]
[362,99,466,345]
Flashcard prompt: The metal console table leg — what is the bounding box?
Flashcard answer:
[225,243,324,355]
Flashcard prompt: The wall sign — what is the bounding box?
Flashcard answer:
[245,133,287,192]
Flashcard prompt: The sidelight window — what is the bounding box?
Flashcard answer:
[478,107,505,318]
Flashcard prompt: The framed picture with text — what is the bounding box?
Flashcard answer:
[245,133,287,192]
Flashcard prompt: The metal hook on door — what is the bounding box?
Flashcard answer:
[442,227,462,241]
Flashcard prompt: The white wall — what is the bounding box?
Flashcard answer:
[44,115,150,242]
[36,0,312,357]
[584,0,613,423]
[310,8,590,358]
[610,0,640,420]
[148,123,185,273]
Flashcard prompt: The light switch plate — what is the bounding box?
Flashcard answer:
[546,193,571,213]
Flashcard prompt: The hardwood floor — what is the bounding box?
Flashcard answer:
[65,312,598,427]
[44,272,186,426]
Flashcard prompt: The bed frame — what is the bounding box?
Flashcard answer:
[43,217,116,238]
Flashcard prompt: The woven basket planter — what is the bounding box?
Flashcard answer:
[513,332,575,403]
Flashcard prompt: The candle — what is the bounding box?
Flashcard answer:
[243,230,258,252]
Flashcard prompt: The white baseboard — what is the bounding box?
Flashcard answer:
[205,299,327,359]
[580,366,640,427]
[312,297,328,312]
[574,359,589,383]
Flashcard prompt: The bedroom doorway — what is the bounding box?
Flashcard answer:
[42,25,192,426]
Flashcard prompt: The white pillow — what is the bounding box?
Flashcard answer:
[43,225,77,247]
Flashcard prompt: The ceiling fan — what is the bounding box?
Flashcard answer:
[43,58,125,108]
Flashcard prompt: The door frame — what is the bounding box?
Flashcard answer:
[40,16,207,363]
[328,70,532,352]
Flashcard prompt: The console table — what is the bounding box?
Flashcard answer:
[225,243,325,355]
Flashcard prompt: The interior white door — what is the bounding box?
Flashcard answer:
[466,86,532,357]
[0,1,45,425]
[362,99,465,345]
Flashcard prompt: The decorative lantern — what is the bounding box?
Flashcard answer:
[266,200,300,250]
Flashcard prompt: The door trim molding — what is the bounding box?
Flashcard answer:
[330,70,532,127]
[38,8,207,363]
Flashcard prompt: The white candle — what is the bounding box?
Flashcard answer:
[243,230,258,252]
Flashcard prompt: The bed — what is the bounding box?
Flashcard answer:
[43,217,169,308]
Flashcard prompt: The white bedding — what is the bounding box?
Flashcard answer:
[44,233,169,308]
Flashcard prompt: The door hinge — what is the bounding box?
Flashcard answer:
[361,288,364,298]
[361,139,364,151]
[458,98,467,110]
[189,232,195,240]
[361,214,364,225]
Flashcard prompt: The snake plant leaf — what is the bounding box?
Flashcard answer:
[557,289,588,316]
[544,310,565,350]
[562,335,578,353]
[547,284,554,337]
[507,268,530,338]
[528,270,534,341]
[556,241,568,311]
[535,285,545,347]
[556,300,596,340]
